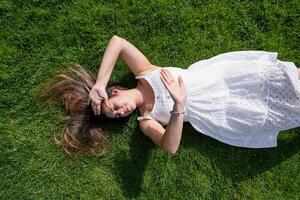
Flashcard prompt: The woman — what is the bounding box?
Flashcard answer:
[43,35,300,156]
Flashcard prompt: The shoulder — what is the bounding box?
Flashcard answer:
[135,64,162,77]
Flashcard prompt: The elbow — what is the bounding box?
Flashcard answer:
[160,139,179,154]
[167,149,177,155]
[110,35,123,51]
[161,144,178,155]
[112,35,121,41]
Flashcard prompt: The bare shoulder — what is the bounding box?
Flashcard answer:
[136,64,161,76]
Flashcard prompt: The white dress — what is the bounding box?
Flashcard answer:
[135,51,300,148]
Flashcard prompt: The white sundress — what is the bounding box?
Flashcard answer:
[135,51,300,148]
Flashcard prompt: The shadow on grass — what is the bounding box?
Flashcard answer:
[110,122,299,198]
[111,125,155,198]
[108,72,155,198]
[182,123,300,183]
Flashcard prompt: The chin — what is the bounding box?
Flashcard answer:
[126,103,135,112]
[124,110,134,117]
[130,105,136,112]
[124,107,135,117]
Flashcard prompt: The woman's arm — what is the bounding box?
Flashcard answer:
[95,35,123,88]
[95,35,155,88]
[90,35,157,115]
[139,104,184,154]
[161,103,185,154]
[139,69,187,154]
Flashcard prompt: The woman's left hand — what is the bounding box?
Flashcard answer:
[160,68,187,105]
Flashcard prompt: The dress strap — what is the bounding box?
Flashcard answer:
[135,75,145,79]
[135,68,161,79]
[137,115,154,121]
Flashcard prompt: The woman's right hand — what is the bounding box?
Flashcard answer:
[89,84,108,116]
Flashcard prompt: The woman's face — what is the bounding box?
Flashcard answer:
[101,91,136,118]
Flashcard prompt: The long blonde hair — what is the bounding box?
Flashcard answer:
[40,64,120,157]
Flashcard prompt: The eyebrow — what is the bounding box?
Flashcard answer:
[109,106,113,112]
[102,101,113,112]
[103,102,115,117]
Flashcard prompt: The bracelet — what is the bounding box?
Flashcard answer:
[170,110,185,115]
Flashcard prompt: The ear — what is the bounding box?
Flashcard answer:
[111,88,121,95]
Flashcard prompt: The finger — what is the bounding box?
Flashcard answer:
[94,102,98,116]
[162,68,174,79]
[163,69,177,85]
[160,71,170,86]
[91,102,96,115]
[89,94,94,104]
[97,94,103,101]
[160,73,171,91]
[93,103,98,115]
[96,103,101,116]
[178,75,184,87]
[90,94,97,103]
[92,100,100,115]
[97,99,103,115]
[161,69,172,81]
[160,69,172,84]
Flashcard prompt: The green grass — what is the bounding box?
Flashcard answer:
[1,0,300,199]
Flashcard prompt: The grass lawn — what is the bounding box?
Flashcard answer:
[1,0,300,199]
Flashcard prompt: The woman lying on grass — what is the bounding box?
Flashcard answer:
[42,35,300,156]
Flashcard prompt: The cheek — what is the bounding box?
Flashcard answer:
[111,95,134,110]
